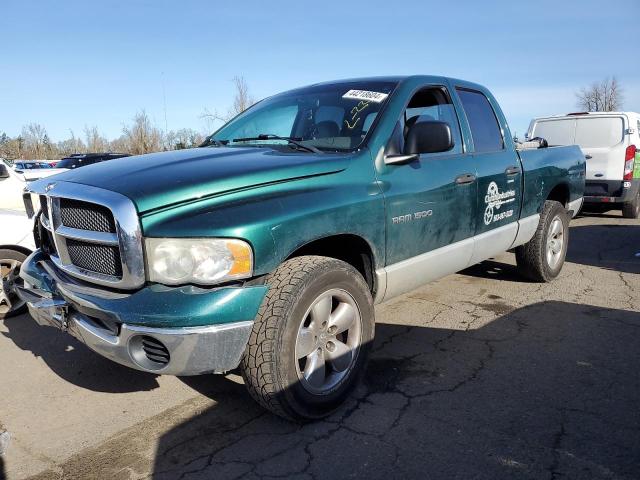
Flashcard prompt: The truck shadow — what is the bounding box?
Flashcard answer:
[576,206,624,219]
[1,314,159,393]
[565,223,640,274]
[459,259,528,283]
[462,220,639,280]
[140,301,638,479]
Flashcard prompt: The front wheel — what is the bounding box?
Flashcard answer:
[0,248,28,320]
[622,190,640,219]
[240,256,374,421]
[515,200,569,282]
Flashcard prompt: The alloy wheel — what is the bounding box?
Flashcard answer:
[546,215,565,270]
[295,288,363,394]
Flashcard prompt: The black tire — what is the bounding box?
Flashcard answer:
[622,190,640,219]
[515,201,569,282]
[0,248,28,320]
[240,256,374,422]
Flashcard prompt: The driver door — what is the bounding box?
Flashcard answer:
[376,85,477,299]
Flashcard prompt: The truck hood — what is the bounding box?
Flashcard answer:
[44,147,351,213]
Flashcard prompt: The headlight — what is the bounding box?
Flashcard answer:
[145,238,253,285]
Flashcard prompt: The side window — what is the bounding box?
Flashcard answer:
[392,86,463,155]
[574,117,624,148]
[456,88,504,153]
[532,119,576,146]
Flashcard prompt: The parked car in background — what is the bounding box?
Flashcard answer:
[56,152,130,169]
[528,112,640,218]
[0,163,34,319]
[12,160,68,181]
[0,163,28,210]
[13,160,56,170]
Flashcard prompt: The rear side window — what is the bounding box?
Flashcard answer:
[574,117,624,148]
[532,119,576,146]
[456,88,504,153]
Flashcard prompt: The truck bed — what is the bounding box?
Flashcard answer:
[517,145,586,218]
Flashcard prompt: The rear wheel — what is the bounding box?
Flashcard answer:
[622,190,640,219]
[516,201,569,282]
[0,249,28,320]
[240,256,374,421]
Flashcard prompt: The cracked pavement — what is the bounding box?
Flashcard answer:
[1,211,638,480]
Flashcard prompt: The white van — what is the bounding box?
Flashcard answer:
[528,112,640,218]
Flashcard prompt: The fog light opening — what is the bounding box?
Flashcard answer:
[129,335,170,371]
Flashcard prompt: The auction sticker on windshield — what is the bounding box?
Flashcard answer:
[342,90,389,103]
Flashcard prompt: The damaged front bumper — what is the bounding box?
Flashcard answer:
[16,250,267,375]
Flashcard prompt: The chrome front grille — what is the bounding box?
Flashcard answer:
[60,198,116,233]
[25,181,145,289]
[66,239,123,277]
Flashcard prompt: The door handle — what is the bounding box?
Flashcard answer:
[585,155,592,159]
[455,173,476,185]
[505,166,521,176]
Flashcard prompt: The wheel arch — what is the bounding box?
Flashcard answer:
[546,182,570,208]
[0,244,33,257]
[285,234,377,295]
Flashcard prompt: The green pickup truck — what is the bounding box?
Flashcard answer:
[17,76,585,420]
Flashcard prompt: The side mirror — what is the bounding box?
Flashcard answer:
[384,120,454,165]
[405,120,454,155]
[0,164,9,179]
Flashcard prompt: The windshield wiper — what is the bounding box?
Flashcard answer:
[199,136,229,147]
[232,134,323,154]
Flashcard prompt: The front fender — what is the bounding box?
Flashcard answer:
[140,151,385,276]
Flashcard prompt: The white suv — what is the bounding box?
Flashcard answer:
[528,112,640,218]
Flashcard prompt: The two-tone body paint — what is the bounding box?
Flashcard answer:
[26,75,585,327]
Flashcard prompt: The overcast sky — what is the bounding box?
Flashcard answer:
[1,0,638,141]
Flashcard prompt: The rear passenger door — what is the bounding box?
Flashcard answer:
[454,87,521,263]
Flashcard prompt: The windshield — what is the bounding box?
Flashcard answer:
[211,81,398,152]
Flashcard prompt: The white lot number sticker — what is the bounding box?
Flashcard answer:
[342,90,389,103]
